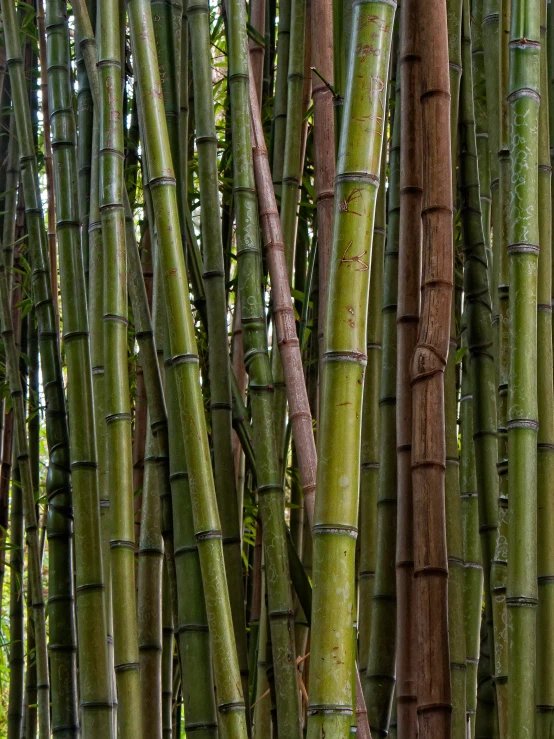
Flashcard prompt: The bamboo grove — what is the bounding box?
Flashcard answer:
[0,0,551,735]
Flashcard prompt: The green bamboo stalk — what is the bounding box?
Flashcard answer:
[460,326,484,739]
[188,0,248,692]
[98,0,142,731]
[306,2,395,735]
[127,0,248,733]
[3,1,82,734]
[490,0,511,732]
[138,421,164,739]
[480,0,503,722]
[447,7,467,737]
[471,0,492,270]
[507,0,540,735]
[164,317,219,739]
[75,0,94,289]
[8,456,24,739]
[229,2,306,735]
[279,0,306,277]
[46,1,116,735]
[253,569,272,739]
[476,616,497,738]
[364,72,400,737]
[272,0,291,191]
[161,561,174,739]
[2,117,20,279]
[0,253,48,739]
[358,126,385,687]
[8,291,24,739]
[536,3,554,735]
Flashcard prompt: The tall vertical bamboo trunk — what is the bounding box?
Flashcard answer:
[359,145,386,688]
[411,0,453,735]
[127,0,248,733]
[506,0,540,735]
[306,1,395,735]
[490,0,511,733]
[460,325,484,739]
[535,3,554,735]
[188,0,247,692]
[311,0,335,350]
[396,1,422,734]
[98,0,142,732]
[364,72,400,737]
[228,0,301,730]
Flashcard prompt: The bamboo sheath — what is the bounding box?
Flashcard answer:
[411,0,453,735]
[127,0,248,733]
[396,0,421,734]
[307,2,395,736]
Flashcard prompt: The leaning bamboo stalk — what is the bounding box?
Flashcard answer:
[535,5,554,734]
[506,0,540,735]
[306,1,396,735]
[249,0,266,102]
[396,0,421,734]
[127,0,248,733]
[98,0,142,731]
[249,64,318,528]
[411,0,453,734]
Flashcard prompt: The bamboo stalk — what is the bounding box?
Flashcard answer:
[138,421,164,739]
[189,0,248,692]
[227,0,302,731]
[127,0,248,732]
[306,2,395,735]
[0,248,49,739]
[396,0,421,734]
[506,0,540,735]
[249,65,318,529]
[364,71,400,737]
[411,0,453,734]
[98,0,142,731]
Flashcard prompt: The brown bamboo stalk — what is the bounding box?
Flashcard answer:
[411,0,453,734]
[396,0,422,735]
[249,61,317,528]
